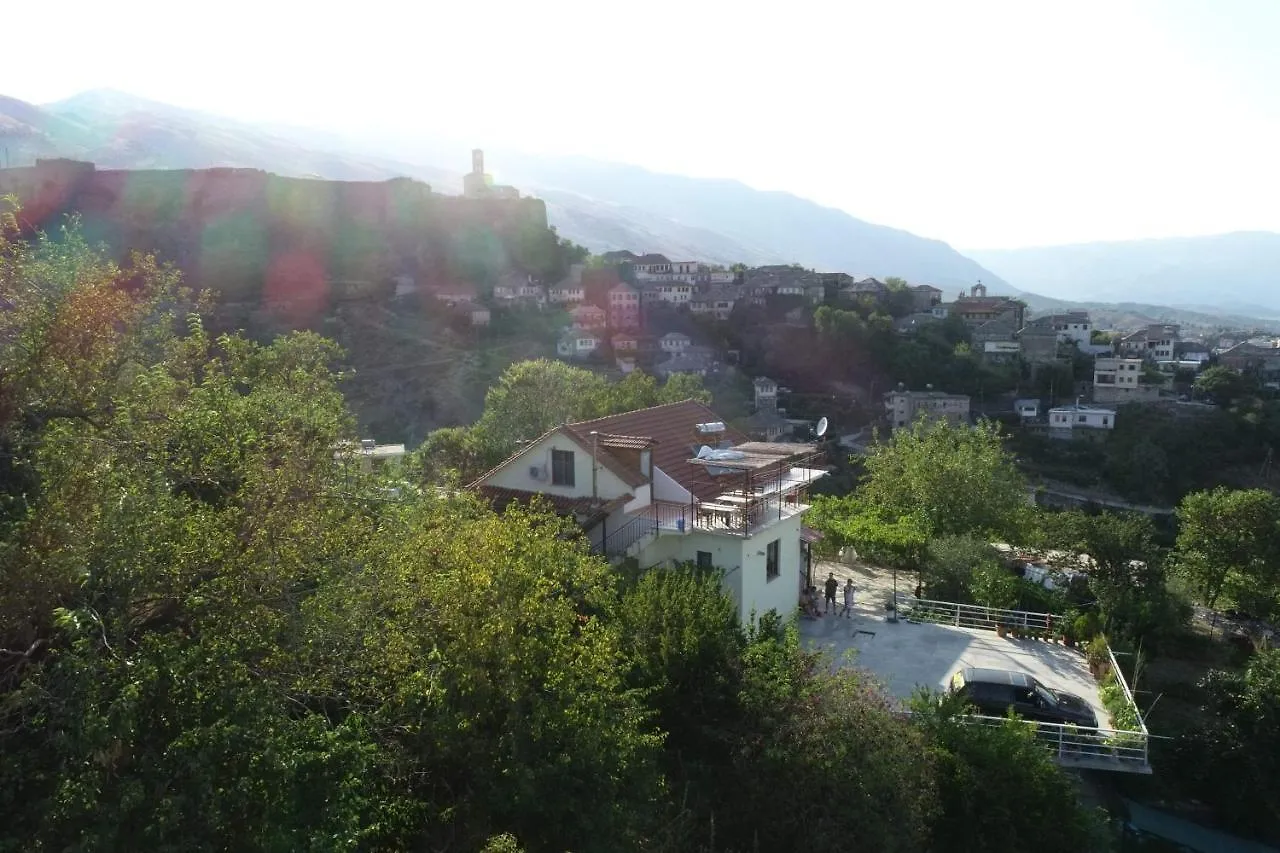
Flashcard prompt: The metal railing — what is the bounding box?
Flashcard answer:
[903,597,1061,634]
[964,713,1150,772]
[592,514,657,558]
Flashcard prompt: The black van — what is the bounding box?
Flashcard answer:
[948,667,1099,728]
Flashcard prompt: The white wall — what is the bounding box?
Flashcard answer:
[484,432,630,500]
[635,513,802,625]
[653,467,691,504]
[738,514,803,624]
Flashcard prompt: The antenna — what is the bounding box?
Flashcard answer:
[814,416,829,438]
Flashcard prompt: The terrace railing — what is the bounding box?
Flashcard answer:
[903,597,1061,634]
[899,597,1151,773]
[964,714,1150,773]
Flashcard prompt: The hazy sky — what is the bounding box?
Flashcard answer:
[8,0,1280,249]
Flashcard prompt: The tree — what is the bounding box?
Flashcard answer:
[471,358,609,453]
[1174,487,1280,611]
[925,536,1004,602]
[1168,650,1280,843]
[657,371,712,405]
[856,419,1030,541]
[1194,365,1254,407]
[1036,509,1185,645]
[912,693,1112,853]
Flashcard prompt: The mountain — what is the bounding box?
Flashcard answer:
[474,152,1011,290]
[7,90,1010,290]
[969,233,1280,315]
[8,89,453,185]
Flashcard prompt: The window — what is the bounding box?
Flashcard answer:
[551,449,575,486]
[766,539,780,580]
[1102,417,1110,425]
[1078,415,1087,423]
[697,550,713,571]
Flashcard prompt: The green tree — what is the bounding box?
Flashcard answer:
[657,371,713,405]
[913,693,1112,853]
[1168,650,1280,843]
[856,419,1029,541]
[925,536,1004,602]
[1036,509,1184,645]
[1194,364,1252,407]
[472,358,610,453]
[1174,487,1280,610]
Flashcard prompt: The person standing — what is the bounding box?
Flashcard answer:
[824,572,838,615]
[840,578,856,618]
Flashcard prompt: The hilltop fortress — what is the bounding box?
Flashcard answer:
[0,156,553,303]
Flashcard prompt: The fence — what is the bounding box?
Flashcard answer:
[965,713,1150,771]
[903,597,1060,634]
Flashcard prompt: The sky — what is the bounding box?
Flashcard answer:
[7,0,1280,250]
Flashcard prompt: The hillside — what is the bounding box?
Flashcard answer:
[971,232,1280,315]
[6,90,1011,290]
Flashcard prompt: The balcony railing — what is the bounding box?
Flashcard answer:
[592,513,658,558]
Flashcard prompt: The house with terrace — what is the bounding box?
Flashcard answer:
[468,400,828,624]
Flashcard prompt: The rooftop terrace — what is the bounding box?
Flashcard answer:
[800,597,1151,774]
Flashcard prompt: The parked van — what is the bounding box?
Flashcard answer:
[949,667,1099,728]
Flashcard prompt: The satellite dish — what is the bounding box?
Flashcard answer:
[814,417,829,438]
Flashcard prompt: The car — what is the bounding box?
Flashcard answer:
[948,667,1099,728]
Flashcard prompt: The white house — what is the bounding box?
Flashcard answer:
[1048,403,1116,438]
[557,332,600,358]
[655,282,693,304]
[468,400,827,624]
[1014,398,1040,420]
[660,332,692,354]
[1027,312,1092,347]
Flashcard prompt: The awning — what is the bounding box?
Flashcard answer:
[801,526,824,544]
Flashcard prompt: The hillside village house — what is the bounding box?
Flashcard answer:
[570,303,607,331]
[689,289,738,320]
[1217,341,1280,381]
[1119,324,1180,361]
[434,282,478,306]
[654,282,694,304]
[454,301,491,327]
[548,264,586,303]
[884,387,971,431]
[1048,403,1116,439]
[1025,311,1092,347]
[945,282,1026,330]
[608,282,641,330]
[557,331,600,358]
[1093,356,1160,403]
[661,332,692,354]
[633,254,673,279]
[656,349,715,379]
[611,332,639,352]
[469,400,828,623]
[910,284,944,311]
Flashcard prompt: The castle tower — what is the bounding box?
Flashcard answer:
[471,148,484,175]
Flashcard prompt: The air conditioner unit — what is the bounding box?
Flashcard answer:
[529,465,547,481]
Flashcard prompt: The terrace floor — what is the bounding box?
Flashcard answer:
[799,613,1110,729]
[800,559,1109,726]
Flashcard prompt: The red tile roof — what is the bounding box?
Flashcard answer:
[570,400,747,500]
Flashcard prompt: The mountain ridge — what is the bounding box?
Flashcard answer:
[970,231,1280,314]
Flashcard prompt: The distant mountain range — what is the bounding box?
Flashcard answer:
[971,233,1280,316]
[3,88,1279,332]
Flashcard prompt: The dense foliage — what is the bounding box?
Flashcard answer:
[1,213,1117,851]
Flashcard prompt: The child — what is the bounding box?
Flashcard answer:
[840,578,856,618]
